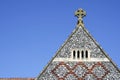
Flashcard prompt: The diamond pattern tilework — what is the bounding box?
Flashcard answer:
[54,65,69,78]
[51,62,109,80]
[74,65,87,78]
[84,74,97,80]
[65,74,78,80]
[84,62,95,69]
[65,62,77,69]
[92,66,106,78]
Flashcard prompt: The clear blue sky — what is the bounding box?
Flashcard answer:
[0,0,120,78]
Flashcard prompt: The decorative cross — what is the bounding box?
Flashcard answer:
[75,8,86,27]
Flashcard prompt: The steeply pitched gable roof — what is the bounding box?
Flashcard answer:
[36,9,120,80]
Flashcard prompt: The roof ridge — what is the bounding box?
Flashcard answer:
[36,26,79,79]
[82,26,120,72]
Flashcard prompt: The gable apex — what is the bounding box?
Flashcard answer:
[36,8,120,80]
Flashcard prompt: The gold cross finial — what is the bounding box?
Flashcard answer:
[75,8,86,27]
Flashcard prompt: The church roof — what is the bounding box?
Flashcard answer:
[1,8,120,80]
[36,8,120,80]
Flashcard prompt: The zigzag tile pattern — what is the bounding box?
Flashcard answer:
[52,62,109,80]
